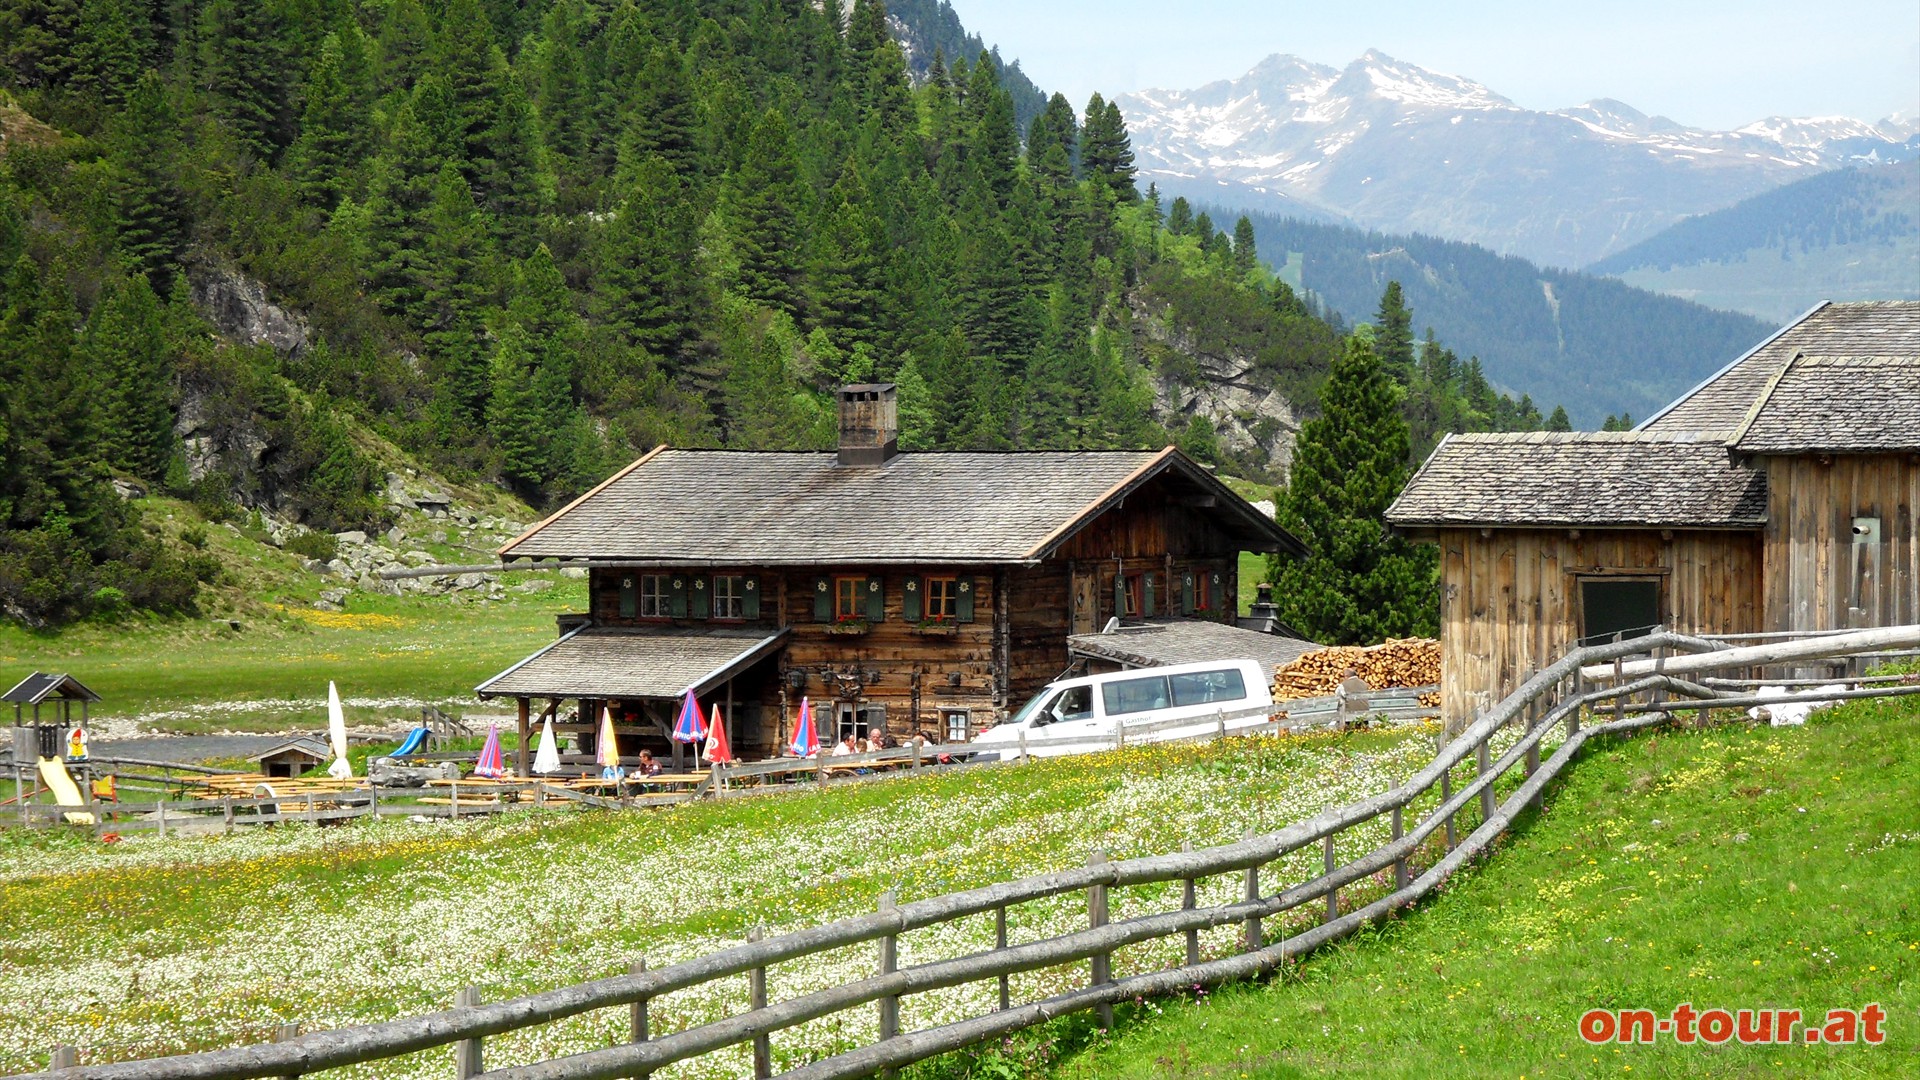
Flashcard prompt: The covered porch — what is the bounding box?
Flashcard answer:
[476,626,790,775]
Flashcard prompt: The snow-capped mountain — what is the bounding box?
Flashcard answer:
[1116,51,1919,268]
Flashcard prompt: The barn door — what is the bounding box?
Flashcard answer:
[1070,566,1098,634]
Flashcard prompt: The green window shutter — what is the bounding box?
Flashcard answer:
[742,576,760,620]
[690,575,710,619]
[669,575,688,618]
[956,576,975,623]
[1143,573,1156,617]
[1210,571,1223,614]
[813,576,831,621]
[865,575,885,622]
[902,575,922,622]
[619,575,636,619]
[1112,576,1127,620]
[1181,571,1195,615]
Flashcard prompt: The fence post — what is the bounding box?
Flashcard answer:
[995,904,1010,1011]
[1215,709,1226,742]
[1571,671,1586,738]
[911,735,923,774]
[1438,732,1457,849]
[1114,721,1125,752]
[1087,850,1112,1028]
[1180,840,1199,967]
[452,783,461,820]
[49,1046,76,1070]
[272,1022,301,1080]
[305,792,315,824]
[1524,696,1541,812]
[1323,834,1337,922]
[453,986,482,1078]
[1391,803,1408,891]
[749,928,771,1079]
[222,797,234,835]
[157,797,167,839]
[628,957,649,1061]
[1243,830,1262,952]
[1477,739,1495,825]
[1017,728,1028,764]
[876,891,899,1066]
[815,752,828,787]
[1612,634,1626,725]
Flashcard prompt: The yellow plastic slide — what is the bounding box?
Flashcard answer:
[36,757,96,826]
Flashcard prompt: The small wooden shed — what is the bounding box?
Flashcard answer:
[248,737,332,779]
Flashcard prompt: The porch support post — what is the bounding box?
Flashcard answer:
[515,697,531,778]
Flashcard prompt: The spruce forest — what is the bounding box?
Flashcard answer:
[0,0,1550,627]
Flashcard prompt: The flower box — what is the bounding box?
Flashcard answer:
[827,619,871,636]
[913,621,959,636]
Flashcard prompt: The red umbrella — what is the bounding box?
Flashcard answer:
[704,704,735,764]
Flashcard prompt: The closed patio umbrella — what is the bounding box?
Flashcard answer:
[789,697,818,758]
[532,715,561,774]
[473,724,506,778]
[704,704,734,765]
[596,706,623,780]
[326,681,353,780]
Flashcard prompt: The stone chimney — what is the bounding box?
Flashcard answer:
[837,383,898,466]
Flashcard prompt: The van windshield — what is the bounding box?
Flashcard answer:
[1005,687,1061,728]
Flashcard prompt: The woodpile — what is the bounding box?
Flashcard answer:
[1273,638,1441,704]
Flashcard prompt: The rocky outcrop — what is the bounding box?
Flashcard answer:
[1133,296,1299,477]
[189,260,312,358]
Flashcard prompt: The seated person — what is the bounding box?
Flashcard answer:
[635,749,663,776]
[864,730,889,754]
[831,733,859,757]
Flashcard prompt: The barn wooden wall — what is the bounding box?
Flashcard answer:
[1437,528,1763,723]
[1762,454,1920,632]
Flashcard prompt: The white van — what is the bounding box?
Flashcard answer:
[972,659,1274,759]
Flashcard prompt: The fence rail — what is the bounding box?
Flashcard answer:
[11,627,1919,1079]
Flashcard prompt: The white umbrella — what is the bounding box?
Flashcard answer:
[326,681,353,779]
[533,714,561,774]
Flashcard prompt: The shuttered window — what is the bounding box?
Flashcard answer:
[638,575,669,617]
[954,575,975,623]
[668,575,688,618]
[618,575,637,618]
[690,575,711,619]
[865,575,885,622]
[740,576,760,620]
[902,576,923,622]
[813,576,832,621]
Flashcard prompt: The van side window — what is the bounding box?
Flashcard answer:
[1102,675,1171,717]
[1169,669,1248,707]
[1056,686,1094,721]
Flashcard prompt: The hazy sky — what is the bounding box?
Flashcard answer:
[948,0,1920,130]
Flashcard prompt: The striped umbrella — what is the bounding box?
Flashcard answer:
[473,724,506,779]
[704,704,734,765]
[672,689,708,745]
[789,697,819,758]
[596,706,623,780]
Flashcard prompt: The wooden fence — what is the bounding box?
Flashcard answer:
[11,625,1919,1079]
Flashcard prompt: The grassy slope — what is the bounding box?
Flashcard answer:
[0,497,586,733]
[1042,696,1919,1078]
[0,729,1433,1077]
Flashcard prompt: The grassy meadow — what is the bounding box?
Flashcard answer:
[1033,694,1919,1078]
[0,495,584,734]
[0,728,1440,1078]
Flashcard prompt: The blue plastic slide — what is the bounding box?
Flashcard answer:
[391,726,431,757]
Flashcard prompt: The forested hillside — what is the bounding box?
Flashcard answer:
[1,0,1384,625]
[1231,211,1775,426]
[1589,162,1920,322]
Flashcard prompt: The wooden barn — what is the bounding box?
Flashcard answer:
[478,384,1305,771]
[1389,300,1920,724]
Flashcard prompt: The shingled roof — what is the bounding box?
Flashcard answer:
[1386,432,1769,529]
[1641,301,1920,434]
[1731,355,1920,455]
[500,446,1303,564]
[1069,618,1319,672]
[475,626,788,700]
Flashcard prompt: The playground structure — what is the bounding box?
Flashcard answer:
[5,672,103,826]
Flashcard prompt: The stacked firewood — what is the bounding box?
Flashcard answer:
[1273,638,1441,703]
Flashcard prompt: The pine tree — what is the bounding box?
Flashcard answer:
[84,273,175,482]
[288,28,376,210]
[843,0,914,135]
[725,108,809,316]
[0,0,79,91]
[1166,196,1192,236]
[1547,404,1572,431]
[478,75,550,256]
[966,56,1018,205]
[198,0,290,161]
[594,156,708,372]
[1081,94,1139,202]
[418,164,496,423]
[106,72,185,287]
[1374,281,1415,385]
[615,45,699,180]
[1232,215,1258,274]
[374,0,432,94]
[68,0,149,111]
[809,167,888,361]
[485,324,565,496]
[1267,335,1437,643]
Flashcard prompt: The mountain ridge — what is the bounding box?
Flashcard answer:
[1118,51,1918,268]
